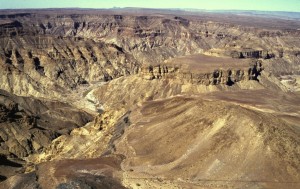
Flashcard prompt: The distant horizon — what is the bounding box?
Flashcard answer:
[0,7,300,14]
[0,0,299,12]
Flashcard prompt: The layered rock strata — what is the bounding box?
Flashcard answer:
[139,60,263,85]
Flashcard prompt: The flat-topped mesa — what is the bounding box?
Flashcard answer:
[139,58,263,86]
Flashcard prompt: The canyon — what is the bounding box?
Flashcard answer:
[0,8,299,189]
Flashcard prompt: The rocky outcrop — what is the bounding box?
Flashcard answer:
[139,65,179,80]
[231,49,275,59]
[139,60,263,86]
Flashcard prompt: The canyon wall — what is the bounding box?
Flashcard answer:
[0,13,299,98]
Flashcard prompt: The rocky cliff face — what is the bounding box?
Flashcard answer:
[231,49,275,59]
[139,62,263,86]
[139,60,263,86]
[0,36,139,97]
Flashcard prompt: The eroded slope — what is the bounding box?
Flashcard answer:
[114,96,300,189]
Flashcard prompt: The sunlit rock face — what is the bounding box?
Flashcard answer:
[0,9,300,189]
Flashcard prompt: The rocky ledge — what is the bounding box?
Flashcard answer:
[139,60,263,86]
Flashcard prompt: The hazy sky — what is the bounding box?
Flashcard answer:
[1,0,300,12]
